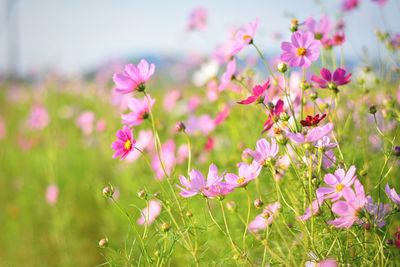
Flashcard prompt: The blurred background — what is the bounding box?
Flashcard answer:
[0,1,399,266]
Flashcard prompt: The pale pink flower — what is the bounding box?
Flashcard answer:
[163,89,182,112]
[0,116,6,140]
[304,15,333,41]
[225,161,262,188]
[316,166,357,201]
[230,18,259,56]
[249,138,279,166]
[152,140,176,180]
[96,119,107,133]
[137,200,162,226]
[76,111,95,136]
[45,184,59,206]
[121,96,155,127]
[219,58,236,91]
[125,130,153,162]
[248,202,281,233]
[185,115,216,135]
[286,123,334,144]
[299,196,325,221]
[188,7,207,31]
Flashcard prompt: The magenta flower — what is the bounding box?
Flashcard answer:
[214,105,230,125]
[263,99,284,131]
[286,123,334,144]
[342,0,359,11]
[329,179,366,228]
[225,161,261,188]
[280,31,321,68]
[137,200,162,226]
[248,202,280,233]
[218,58,236,91]
[306,258,338,267]
[188,7,207,31]
[113,59,155,94]
[311,68,351,90]
[385,184,400,205]
[121,96,155,127]
[178,164,231,198]
[299,196,325,221]
[249,138,279,166]
[111,126,136,160]
[316,166,357,201]
[230,18,259,56]
[45,184,59,206]
[238,80,270,105]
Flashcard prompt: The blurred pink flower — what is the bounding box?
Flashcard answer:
[304,15,333,41]
[342,0,359,11]
[27,105,50,130]
[0,116,6,140]
[113,59,155,94]
[281,31,321,68]
[386,184,400,205]
[96,119,107,133]
[188,7,207,31]
[163,89,181,112]
[299,196,325,221]
[248,202,280,233]
[111,126,136,160]
[219,58,236,91]
[46,184,59,206]
[125,130,153,162]
[186,115,216,135]
[152,139,176,180]
[76,111,95,136]
[137,200,162,226]
[230,18,259,56]
[121,96,155,127]
[214,105,230,125]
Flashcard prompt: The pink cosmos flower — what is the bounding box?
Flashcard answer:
[329,179,366,228]
[111,126,136,160]
[299,196,325,221]
[280,31,321,68]
[238,80,270,105]
[76,111,95,136]
[342,0,359,11]
[229,18,259,56]
[27,105,50,130]
[372,0,388,6]
[113,59,155,94]
[248,202,281,233]
[311,68,351,90]
[45,184,59,206]
[304,15,333,41]
[188,7,207,31]
[178,164,232,198]
[121,96,155,127]
[163,89,181,112]
[316,166,357,201]
[306,258,338,267]
[125,130,153,162]
[225,161,262,189]
[185,115,216,135]
[137,200,162,226]
[385,184,400,205]
[96,119,107,133]
[249,138,279,166]
[152,139,176,180]
[218,58,236,91]
[188,96,202,112]
[214,105,230,125]
[263,99,284,131]
[286,123,334,144]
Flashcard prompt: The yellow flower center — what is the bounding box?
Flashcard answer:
[124,140,132,150]
[237,177,246,184]
[296,47,307,56]
[242,34,252,42]
[335,184,344,192]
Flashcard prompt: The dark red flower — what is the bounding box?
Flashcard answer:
[300,114,327,127]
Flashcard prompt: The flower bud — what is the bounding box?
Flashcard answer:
[300,80,311,90]
[161,222,171,232]
[369,105,377,114]
[254,199,264,209]
[266,102,275,110]
[290,19,298,32]
[276,135,288,146]
[185,211,193,218]
[280,112,290,121]
[360,168,368,177]
[137,189,147,200]
[102,185,114,198]
[393,146,400,157]
[226,201,237,212]
[363,223,372,230]
[98,238,108,248]
[277,62,288,73]
[387,239,394,245]
[310,91,318,101]
[175,121,186,132]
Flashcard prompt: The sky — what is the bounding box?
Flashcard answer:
[0,0,399,76]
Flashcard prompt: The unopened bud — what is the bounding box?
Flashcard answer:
[98,238,109,248]
[175,121,186,132]
[226,201,237,212]
[280,112,290,121]
[185,211,193,218]
[310,91,318,101]
[300,80,311,90]
[290,19,298,32]
[161,222,171,232]
[369,105,377,114]
[102,185,114,198]
[254,199,264,209]
[137,189,147,200]
[393,146,400,157]
[276,135,288,146]
[277,62,288,73]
